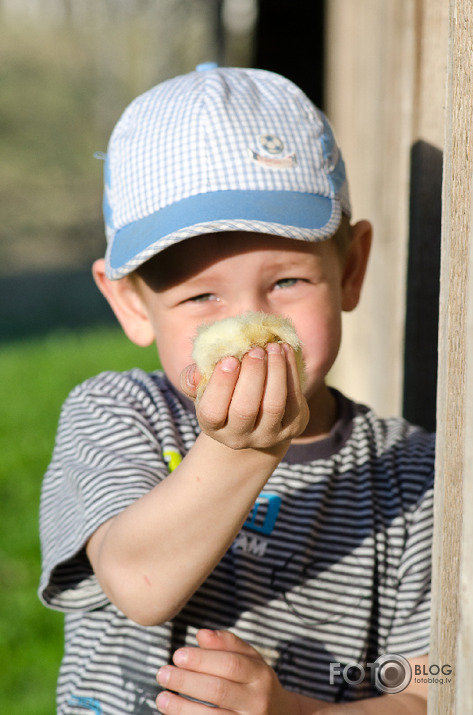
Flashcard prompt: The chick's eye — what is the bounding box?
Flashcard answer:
[274,278,300,289]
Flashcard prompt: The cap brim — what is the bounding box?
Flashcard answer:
[106,189,341,279]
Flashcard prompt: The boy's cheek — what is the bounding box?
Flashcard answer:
[155,333,195,381]
[301,324,341,366]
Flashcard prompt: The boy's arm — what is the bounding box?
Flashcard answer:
[86,344,309,626]
[156,630,428,715]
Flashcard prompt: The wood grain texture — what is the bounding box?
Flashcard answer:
[325,1,447,425]
[430,2,473,711]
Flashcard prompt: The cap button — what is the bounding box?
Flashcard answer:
[195,62,219,72]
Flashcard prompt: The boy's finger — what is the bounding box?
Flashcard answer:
[281,344,309,432]
[179,364,201,399]
[196,357,240,430]
[196,629,262,660]
[157,633,263,690]
[170,648,252,683]
[258,343,287,423]
[226,348,268,431]
[157,664,247,711]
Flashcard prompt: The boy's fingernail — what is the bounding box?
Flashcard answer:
[157,666,170,685]
[266,342,282,355]
[220,356,239,372]
[173,647,189,665]
[156,690,170,710]
[248,347,265,359]
[186,364,197,388]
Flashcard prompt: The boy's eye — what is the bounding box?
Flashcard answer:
[274,278,300,289]
[187,293,218,303]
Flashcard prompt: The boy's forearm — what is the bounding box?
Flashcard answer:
[86,432,287,625]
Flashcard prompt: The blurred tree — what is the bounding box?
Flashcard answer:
[0,0,220,276]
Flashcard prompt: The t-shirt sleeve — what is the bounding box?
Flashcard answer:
[384,457,435,658]
[38,373,170,612]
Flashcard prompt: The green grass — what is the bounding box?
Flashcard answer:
[0,326,159,715]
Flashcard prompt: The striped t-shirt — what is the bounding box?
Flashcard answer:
[39,369,434,714]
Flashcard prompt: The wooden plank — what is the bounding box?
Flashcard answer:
[430,1,473,710]
[457,171,473,712]
[325,0,416,417]
[325,1,447,428]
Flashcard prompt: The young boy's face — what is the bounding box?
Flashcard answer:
[117,226,370,414]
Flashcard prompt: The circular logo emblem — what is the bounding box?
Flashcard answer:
[374,654,412,694]
[259,134,284,155]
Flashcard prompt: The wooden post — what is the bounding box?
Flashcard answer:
[325,0,417,418]
[430,0,473,711]
[325,1,447,427]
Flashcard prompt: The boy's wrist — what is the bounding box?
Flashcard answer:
[195,430,290,475]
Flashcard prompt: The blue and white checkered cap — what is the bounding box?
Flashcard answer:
[102,65,351,279]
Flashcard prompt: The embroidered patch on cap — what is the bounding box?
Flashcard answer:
[260,134,284,154]
[248,134,297,169]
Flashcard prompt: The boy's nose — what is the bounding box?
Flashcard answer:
[233,296,270,316]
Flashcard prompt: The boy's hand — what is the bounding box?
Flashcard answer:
[156,631,428,715]
[156,629,299,715]
[180,343,309,451]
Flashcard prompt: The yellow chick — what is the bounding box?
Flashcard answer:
[192,311,306,401]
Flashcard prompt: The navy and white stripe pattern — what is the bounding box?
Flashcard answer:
[39,370,434,713]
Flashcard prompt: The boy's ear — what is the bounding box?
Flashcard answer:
[341,220,372,312]
[92,259,155,347]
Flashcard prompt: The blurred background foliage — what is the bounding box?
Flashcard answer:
[0,1,324,712]
[0,0,221,280]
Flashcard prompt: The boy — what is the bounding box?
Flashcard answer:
[39,66,434,714]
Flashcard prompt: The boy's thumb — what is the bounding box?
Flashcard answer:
[179,363,200,399]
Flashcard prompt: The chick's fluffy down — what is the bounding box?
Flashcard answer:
[192,311,306,400]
